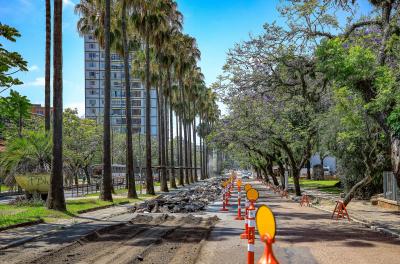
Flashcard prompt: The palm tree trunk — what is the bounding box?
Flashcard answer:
[156,86,161,182]
[46,0,66,211]
[145,35,155,195]
[45,0,51,132]
[122,0,137,199]
[165,95,169,184]
[178,114,184,185]
[101,0,113,202]
[169,80,176,187]
[188,119,193,182]
[159,81,168,192]
[193,117,197,181]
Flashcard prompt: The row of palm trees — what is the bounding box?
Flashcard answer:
[45,0,219,210]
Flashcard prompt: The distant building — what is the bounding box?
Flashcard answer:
[31,104,53,117]
[83,34,158,135]
[310,154,336,173]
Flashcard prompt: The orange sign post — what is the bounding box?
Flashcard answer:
[246,188,259,264]
[220,181,229,212]
[235,179,244,220]
[240,183,252,239]
[256,205,279,264]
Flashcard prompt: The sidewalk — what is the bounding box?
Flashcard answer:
[300,187,400,238]
[196,180,400,264]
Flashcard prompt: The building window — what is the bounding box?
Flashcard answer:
[132,100,141,107]
[90,80,95,85]
[88,52,96,59]
[89,99,96,106]
[132,91,141,97]
[131,82,141,88]
[89,71,95,77]
[132,109,141,116]
[132,118,141,125]
[111,54,120,60]
[112,109,122,115]
[116,118,126,125]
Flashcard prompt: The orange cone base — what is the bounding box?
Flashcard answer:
[240,233,248,239]
[235,216,244,220]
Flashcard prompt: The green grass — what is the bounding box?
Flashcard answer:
[0,184,11,192]
[0,195,155,229]
[289,179,342,194]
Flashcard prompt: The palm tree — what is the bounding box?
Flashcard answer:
[45,0,51,132]
[101,0,113,201]
[120,0,138,199]
[132,0,181,195]
[46,0,66,211]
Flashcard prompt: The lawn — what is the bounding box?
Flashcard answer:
[0,184,11,192]
[289,178,342,194]
[0,195,155,229]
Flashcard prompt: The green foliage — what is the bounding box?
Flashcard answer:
[0,90,31,138]
[0,131,51,177]
[0,23,28,88]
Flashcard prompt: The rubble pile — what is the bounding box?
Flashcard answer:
[130,178,223,213]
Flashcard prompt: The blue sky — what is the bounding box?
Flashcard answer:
[1,0,371,116]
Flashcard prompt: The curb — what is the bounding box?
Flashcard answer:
[0,219,44,232]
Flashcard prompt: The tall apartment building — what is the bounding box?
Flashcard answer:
[84,34,157,135]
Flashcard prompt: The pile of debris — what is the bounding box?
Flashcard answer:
[130,178,223,214]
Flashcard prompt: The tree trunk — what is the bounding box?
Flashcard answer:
[122,0,137,199]
[343,175,372,206]
[159,85,168,192]
[193,117,198,181]
[100,0,113,201]
[156,85,161,182]
[84,166,91,185]
[178,115,184,186]
[277,161,285,189]
[46,0,66,211]
[145,35,154,195]
[188,120,193,183]
[168,72,176,188]
[45,0,51,132]
[267,163,279,186]
[165,94,169,185]
[292,168,302,196]
[306,159,311,180]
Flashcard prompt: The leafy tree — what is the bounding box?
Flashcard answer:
[0,90,31,139]
[0,23,28,89]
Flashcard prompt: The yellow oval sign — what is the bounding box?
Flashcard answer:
[256,205,276,240]
[222,181,227,188]
[237,179,242,187]
[247,188,259,201]
[244,183,252,192]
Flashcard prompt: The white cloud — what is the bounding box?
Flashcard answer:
[27,77,45,87]
[28,65,39,72]
[63,0,75,7]
[64,101,85,117]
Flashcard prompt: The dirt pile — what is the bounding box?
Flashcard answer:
[130,179,223,214]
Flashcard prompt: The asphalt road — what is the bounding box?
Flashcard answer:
[196,179,400,264]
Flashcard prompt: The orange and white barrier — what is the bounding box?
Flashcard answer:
[247,201,256,264]
[235,179,244,220]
